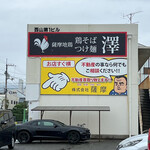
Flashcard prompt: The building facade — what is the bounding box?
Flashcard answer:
[26,24,138,138]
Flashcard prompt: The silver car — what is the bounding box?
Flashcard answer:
[116,133,148,150]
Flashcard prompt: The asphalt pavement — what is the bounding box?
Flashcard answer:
[0,140,121,150]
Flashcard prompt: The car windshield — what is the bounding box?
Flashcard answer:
[55,120,66,126]
[142,129,149,134]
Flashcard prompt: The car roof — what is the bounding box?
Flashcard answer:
[28,119,58,122]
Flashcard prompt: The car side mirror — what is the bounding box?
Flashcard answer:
[54,125,58,128]
[1,120,7,125]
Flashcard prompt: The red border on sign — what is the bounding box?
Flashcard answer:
[28,32,127,57]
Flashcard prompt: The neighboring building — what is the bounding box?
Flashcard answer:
[17,90,26,103]
[138,45,150,133]
[0,94,5,109]
[0,89,25,110]
[7,89,19,109]
[26,24,138,138]
[0,80,26,109]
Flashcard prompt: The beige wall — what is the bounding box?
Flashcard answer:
[7,89,19,109]
[0,90,19,110]
[26,24,138,137]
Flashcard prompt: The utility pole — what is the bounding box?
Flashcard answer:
[4,59,15,109]
[5,59,8,105]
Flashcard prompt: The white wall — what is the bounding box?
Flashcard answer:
[28,100,40,120]
[26,24,138,136]
[39,95,128,135]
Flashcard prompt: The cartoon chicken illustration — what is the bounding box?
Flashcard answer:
[34,35,49,53]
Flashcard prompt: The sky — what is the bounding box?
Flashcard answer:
[0,0,150,88]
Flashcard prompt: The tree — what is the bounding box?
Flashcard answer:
[12,102,28,122]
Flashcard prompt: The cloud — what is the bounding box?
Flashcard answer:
[0,0,150,78]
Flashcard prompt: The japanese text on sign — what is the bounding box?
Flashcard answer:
[40,57,127,95]
[43,61,75,67]
[28,32,127,57]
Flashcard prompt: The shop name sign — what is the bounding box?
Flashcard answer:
[28,32,127,57]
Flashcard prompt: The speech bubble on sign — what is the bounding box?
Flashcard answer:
[75,58,127,78]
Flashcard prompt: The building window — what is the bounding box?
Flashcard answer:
[11,100,13,104]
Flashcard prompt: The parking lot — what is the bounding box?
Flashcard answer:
[0,140,121,150]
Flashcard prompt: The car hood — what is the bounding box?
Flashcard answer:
[66,125,89,131]
[119,133,148,145]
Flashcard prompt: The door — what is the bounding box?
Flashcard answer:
[35,120,62,139]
